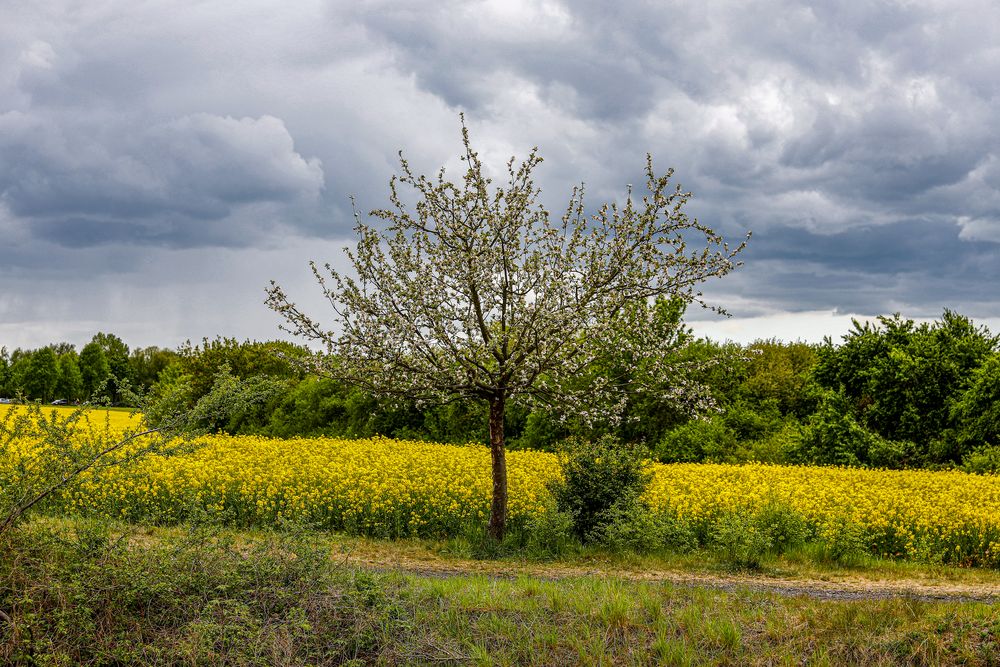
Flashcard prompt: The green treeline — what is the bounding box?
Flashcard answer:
[3,309,999,472]
[0,333,176,406]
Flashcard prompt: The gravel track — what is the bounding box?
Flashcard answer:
[343,554,1000,604]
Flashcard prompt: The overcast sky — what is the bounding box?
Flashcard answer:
[3,0,1000,352]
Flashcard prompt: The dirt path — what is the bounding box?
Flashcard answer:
[339,551,1000,603]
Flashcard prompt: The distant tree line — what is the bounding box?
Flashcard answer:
[3,309,999,472]
[0,333,178,405]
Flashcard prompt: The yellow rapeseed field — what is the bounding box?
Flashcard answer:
[646,463,1000,566]
[65,435,563,538]
[4,407,1000,566]
[0,404,141,431]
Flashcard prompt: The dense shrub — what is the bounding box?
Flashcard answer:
[655,418,737,463]
[952,353,1000,455]
[591,498,697,553]
[797,392,915,468]
[552,436,652,543]
[814,311,998,465]
[709,512,772,570]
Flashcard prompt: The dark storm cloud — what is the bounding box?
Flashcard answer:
[0,110,324,247]
[749,219,983,274]
[707,218,1000,317]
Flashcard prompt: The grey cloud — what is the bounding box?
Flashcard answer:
[0,111,324,246]
[714,219,1000,316]
[349,0,1000,221]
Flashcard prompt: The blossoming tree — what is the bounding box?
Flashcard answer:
[266,119,748,539]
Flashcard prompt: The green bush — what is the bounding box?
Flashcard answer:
[962,445,1000,475]
[816,518,869,566]
[587,497,697,554]
[523,498,578,559]
[746,421,803,464]
[706,502,809,569]
[552,436,652,543]
[952,353,1000,458]
[754,501,808,555]
[709,511,772,570]
[655,418,738,463]
[723,401,777,441]
[797,392,913,468]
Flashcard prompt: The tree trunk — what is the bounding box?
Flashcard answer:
[487,395,508,541]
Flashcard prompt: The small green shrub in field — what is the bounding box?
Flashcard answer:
[589,499,698,554]
[754,501,809,556]
[524,498,578,559]
[709,511,772,570]
[707,502,810,569]
[793,519,872,567]
[747,421,803,464]
[815,517,869,566]
[655,418,737,463]
[591,497,660,553]
[552,435,651,543]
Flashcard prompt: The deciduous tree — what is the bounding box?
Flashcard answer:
[267,120,748,539]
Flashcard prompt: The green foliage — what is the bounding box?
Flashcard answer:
[590,498,698,554]
[0,347,9,397]
[962,445,1000,475]
[552,436,652,543]
[814,311,998,464]
[744,420,803,463]
[709,511,772,570]
[145,366,290,435]
[522,498,578,559]
[707,502,808,569]
[952,353,1000,454]
[798,392,915,468]
[175,337,307,399]
[2,309,995,476]
[655,417,737,463]
[815,518,869,566]
[508,408,569,451]
[187,369,290,434]
[145,338,310,434]
[78,341,111,400]
[128,346,180,392]
[742,339,821,419]
[753,501,809,555]
[89,332,131,403]
[54,353,84,402]
[21,347,59,402]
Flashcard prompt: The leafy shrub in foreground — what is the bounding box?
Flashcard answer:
[962,445,1000,475]
[754,501,809,555]
[710,511,772,570]
[523,498,578,559]
[552,435,651,543]
[591,497,697,554]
